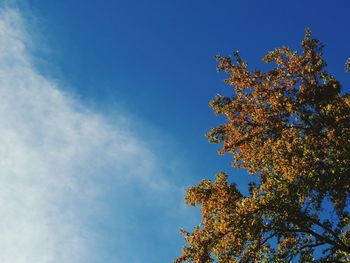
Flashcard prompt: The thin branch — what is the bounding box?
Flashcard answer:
[298,213,348,250]
[299,241,326,251]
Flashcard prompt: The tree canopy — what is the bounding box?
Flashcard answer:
[176,30,350,262]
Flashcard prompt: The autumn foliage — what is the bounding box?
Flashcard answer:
[176,31,350,262]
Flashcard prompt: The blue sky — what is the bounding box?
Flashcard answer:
[0,1,349,262]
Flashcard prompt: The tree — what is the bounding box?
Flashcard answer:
[176,30,350,262]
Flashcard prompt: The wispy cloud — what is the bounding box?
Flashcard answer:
[0,8,191,262]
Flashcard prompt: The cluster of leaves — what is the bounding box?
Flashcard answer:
[176,30,350,262]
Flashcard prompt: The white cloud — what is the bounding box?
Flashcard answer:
[0,8,189,263]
